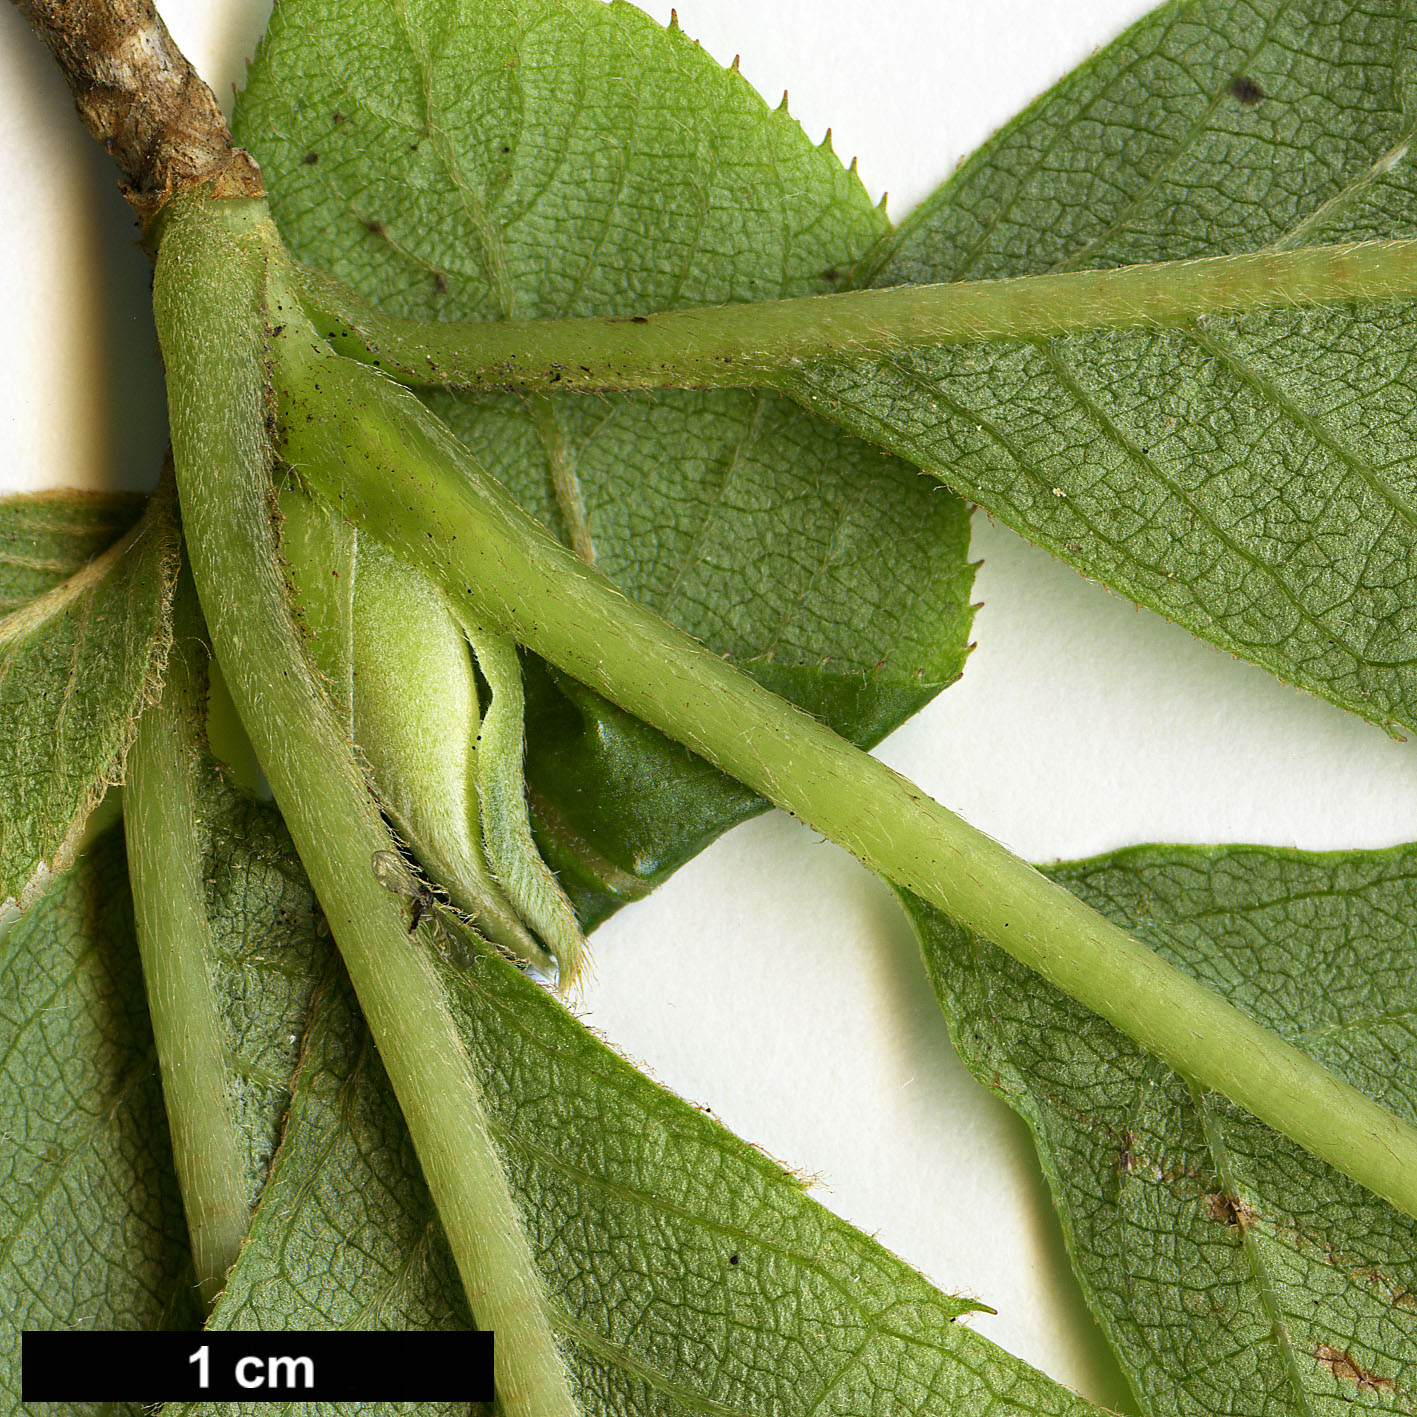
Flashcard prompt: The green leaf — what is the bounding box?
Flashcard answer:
[111,610,1098,1416]
[2,680,335,1404]
[0,491,146,612]
[0,826,198,1414]
[232,0,975,925]
[186,912,1104,1417]
[784,0,1417,737]
[906,843,1417,1415]
[98,610,1107,1417]
[0,487,178,914]
[190,742,331,1211]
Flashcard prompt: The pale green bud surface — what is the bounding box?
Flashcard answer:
[462,621,587,984]
[279,485,553,974]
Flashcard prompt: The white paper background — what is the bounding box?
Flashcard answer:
[6,1,1417,1408]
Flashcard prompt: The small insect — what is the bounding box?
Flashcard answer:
[1115,1127,1137,1181]
[371,849,445,935]
[1227,74,1266,106]
[370,850,479,968]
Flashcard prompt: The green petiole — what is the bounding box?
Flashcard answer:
[124,569,249,1310]
[270,260,1417,1226]
[296,236,1417,395]
[153,193,576,1417]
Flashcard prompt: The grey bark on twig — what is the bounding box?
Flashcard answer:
[11,0,262,221]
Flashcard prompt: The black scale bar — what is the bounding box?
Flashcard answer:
[22,1330,493,1402]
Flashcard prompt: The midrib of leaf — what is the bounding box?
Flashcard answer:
[0,529,134,651]
[1193,1085,1320,1417]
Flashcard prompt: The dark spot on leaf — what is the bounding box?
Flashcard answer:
[1206,1192,1255,1230]
[631,315,650,325]
[364,218,385,236]
[1313,1343,1396,1393]
[302,151,319,165]
[501,144,511,154]
[1228,75,1266,106]
[433,272,448,294]
[820,267,840,281]
[728,1254,739,1265]
[332,110,346,123]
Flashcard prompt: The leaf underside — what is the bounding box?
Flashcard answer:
[0,492,145,613]
[0,827,197,1417]
[193,752,331,1210]
[203,950,1099,1417]
[0,488,178,914]
[907,842,1417,1416]
[232,0,976,926]
[1,679,349,1415]
[28,5,1411,1417]
[147,664,1103,1417]
[785,0,1417,737]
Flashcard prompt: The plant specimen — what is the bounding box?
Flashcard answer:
[2,0,1417,1414]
